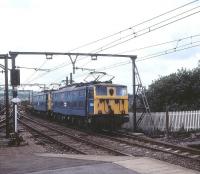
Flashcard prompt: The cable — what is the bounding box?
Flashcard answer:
[23,1,200,83]
[16,66,50,71]
[73,41,200,79]
[28,34,200,84]
[68,0,199,52]
[137,42,200,62]
[77,4,200,68]
[23,59,48,84]
[119,33,200,54]
[92,6,200,53]
[79,33,200,70]
[36,0,200,73]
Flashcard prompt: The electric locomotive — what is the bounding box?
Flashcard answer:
[32,81,129,129]
[32,91,52,114]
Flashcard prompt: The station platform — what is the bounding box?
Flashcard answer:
[0,130,199,174]
[33,154,200,174]
[1,152,200,174]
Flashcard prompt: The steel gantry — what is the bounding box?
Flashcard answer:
[9,51,138,131]
[0,54,11,137]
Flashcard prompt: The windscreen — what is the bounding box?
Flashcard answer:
[116,86,127,96]
[96,86,107,96]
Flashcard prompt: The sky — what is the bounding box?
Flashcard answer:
[0,0,200,93]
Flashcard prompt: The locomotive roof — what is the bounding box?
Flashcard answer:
[94,83,127,87]
[53,82,126,93]
[33,81,127,95]
[60,81,126,88]
[32,92,47,96]
[32,89,55,96]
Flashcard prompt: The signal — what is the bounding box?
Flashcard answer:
[10,69,20,86]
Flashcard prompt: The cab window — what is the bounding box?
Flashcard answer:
[116,86,127,96]
[96,86,107,96]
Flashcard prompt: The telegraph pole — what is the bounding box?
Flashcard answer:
[131,57,137,132]
[4,55,10,137]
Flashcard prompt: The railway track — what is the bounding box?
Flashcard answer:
[97,131,200,162]
[115,131,200,155]
[20,114,200,163]
[19,116,129,156]
[77,129,200,162]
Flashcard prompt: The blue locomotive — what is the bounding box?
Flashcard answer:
[32,82,129,129]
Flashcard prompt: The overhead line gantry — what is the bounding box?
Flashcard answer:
[9,51,138,131]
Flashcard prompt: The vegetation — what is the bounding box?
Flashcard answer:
[147,67,200,112]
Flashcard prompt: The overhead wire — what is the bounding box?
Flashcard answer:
[77,3,200,68]
[119,33,200,54]
[37,0,200,73]
[91,5,200,54]
[25,0,200,84]
[23,59,48,84]
[73,39,200,80]
[137,41,200,62]
[101,42,200,69]
[23,39,200,85]
[30,33,200,83]
[74,33,200,79]
[68,0,199,52]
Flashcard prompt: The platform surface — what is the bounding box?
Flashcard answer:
[32,153,200,174]
[1,131,200,174]
[1,151,200,174]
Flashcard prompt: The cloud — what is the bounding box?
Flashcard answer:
[0,0,32,8]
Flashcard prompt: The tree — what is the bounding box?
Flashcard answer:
[147,67,200,111]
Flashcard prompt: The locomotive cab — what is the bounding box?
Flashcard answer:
[93,84,128,116]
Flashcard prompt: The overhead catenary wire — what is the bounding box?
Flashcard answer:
[81,33,200,67]
[119,33,200,54]
[121,38,198,54]
[91,5,200,54]
[68,0,199,52]
[105,43,200,69]
[24,1,200,84]
[76,33,200,78]
[16,66,50,72]
[26,31,200,85]
[77,4,200,68]
[23,59,49,84]
[72,41,200,80]
[35,0,200,74]
[29,34,200,84]
[137,41,200,62]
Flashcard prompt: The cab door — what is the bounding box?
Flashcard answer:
[87,87,94,115]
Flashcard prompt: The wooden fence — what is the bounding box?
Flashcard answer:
[123,110,200,132]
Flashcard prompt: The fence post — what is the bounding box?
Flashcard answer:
[165,106,169,138]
